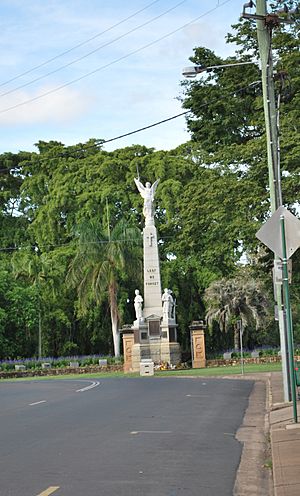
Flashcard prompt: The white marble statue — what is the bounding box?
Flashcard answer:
[134,178,160,225]
[134,289,143,320]
[162,288,174,321]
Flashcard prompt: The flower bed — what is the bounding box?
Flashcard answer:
[0,364,123,379]
[1,354,300,379]
[0,355,122,372]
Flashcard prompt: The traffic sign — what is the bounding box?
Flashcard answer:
[256,206,300,259]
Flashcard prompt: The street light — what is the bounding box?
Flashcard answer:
[182,60,258,78]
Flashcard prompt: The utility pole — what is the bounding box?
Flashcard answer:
[242,0,292,401]
[257,0,289,402]
[256,0,281,209]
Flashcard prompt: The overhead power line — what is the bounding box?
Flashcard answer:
[0,78,261,173]
[0,0,187,99]
[0,0,162,89]
[102,111,189,145]
[67,80,261,149]
[0,0,233,115]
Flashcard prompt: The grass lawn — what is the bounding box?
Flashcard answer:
[1,362,282,382]
[156,362,282,377]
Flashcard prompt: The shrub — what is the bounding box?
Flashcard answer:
[0,353,124,372]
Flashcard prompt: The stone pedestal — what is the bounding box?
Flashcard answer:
[161,320,177,342]
[161,342,181,366]
[131,341,181,372]
[190,321,206,369]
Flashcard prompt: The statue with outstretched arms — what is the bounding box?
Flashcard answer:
[134,178,160,225]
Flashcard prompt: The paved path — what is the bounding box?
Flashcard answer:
[269,372,300,496]
[0,377,253,496]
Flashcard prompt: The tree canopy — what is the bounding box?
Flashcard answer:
[0,10,299,359]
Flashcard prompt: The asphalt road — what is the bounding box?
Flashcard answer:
[0,376,254,496]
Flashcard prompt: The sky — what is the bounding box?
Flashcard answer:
[0,0,246,154]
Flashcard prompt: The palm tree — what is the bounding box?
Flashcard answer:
[67,218,141,357]
[12,250,51,358]
[204,274,271,350]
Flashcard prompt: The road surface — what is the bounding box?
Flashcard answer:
[0,376,253,496]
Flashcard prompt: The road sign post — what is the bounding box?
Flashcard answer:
[280,215,298,423]
[256,206,300,423]
[237,320,244,376]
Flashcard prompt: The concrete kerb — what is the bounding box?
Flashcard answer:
[223,371,300,496]
[233,373,274,496]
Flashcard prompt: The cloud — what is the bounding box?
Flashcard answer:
[0,0,240,154]
[152,20,235,64]
[0,85,94,126]
[181,21,235,55]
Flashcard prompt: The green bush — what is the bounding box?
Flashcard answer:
[61,341,79,357]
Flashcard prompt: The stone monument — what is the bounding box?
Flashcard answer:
[134,178,162,318]
[123,177,181,372]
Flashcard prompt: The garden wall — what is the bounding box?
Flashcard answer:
[0,364,123,379]
[206,356,283,367]
[1,356,300,379]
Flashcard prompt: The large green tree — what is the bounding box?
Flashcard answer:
[67,219,141,357]
[181,8,300,258]
[2,5,299,362]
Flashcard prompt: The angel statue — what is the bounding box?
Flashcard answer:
[134,177,160,226]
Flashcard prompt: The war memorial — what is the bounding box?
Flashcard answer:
[122,178,181,372]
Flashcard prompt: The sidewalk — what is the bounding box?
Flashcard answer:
[269,372,300,496]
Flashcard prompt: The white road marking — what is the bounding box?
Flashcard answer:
[36,486,60,495]
[131,430,172,435]
[76,380,100,392]
[27,380,99,406]
[186,394,209,397]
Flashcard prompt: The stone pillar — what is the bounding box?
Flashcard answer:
[122,331,134,373]
[190,321,206,369]
[143,225,162,319]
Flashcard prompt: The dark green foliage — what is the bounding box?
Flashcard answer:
[67,218,142,356]
[0,12,299,359]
